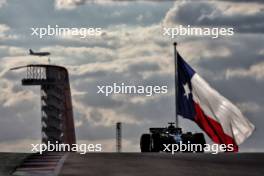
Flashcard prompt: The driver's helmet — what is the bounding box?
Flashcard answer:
[168,124,178,134]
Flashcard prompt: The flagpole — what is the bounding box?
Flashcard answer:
[173,42,179,128]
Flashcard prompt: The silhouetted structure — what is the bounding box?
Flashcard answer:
[116,122,122,153]
[12,64,76,145]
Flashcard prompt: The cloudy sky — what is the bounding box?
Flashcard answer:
[0,0,263,152]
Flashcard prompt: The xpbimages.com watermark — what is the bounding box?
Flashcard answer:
[163,142,234,154]
[97,83,168,96]
[31,141,102,154]
[163,25,234,39]
[31,25,102,38]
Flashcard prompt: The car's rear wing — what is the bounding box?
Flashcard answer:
[149,128,167,133]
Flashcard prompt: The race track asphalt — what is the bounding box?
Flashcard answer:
[59,153,264,176]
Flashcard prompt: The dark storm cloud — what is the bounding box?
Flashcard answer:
[219,0,264,3]
[165,1,264,33]
[0,0,172,51]
[194,36,264,72]
[0,0,171,32]
[75,93,123,109]
[74,70,107,78]
[127,62,160,73]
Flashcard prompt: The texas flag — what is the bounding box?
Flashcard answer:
[177,53,255,151]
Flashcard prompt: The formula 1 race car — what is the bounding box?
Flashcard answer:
[140,122,206,152]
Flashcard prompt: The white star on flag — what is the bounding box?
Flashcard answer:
[183,83,191,99]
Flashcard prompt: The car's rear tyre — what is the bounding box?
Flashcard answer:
[193,133,206,153]
[181,133,193,152]
[151,133,161,152]
[140,134,152,152]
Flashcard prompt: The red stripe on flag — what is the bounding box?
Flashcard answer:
[193,102,238,152]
